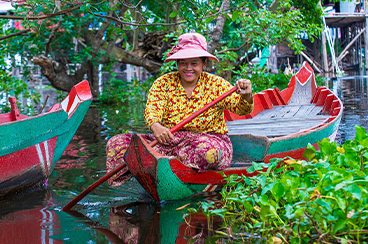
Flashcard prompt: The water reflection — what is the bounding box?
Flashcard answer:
[0,188,63,244]
[0,186,222,243]
[109,197,223,244]
[331,76,368,144]
[1,76,368,243]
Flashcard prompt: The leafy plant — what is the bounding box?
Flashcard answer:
[0,56,40,114]
[99,75,152,104]
[189,125,368,243]
[233,64,293,93]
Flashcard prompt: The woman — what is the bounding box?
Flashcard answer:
[106,33,254,187]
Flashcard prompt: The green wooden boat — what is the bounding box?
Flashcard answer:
[124,62,343,202]
[0,80,92,197]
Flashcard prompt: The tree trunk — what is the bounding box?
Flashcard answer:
[207,0,230,54]
[87,62,100,101]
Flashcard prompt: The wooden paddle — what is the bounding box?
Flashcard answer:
[62,86,237,212]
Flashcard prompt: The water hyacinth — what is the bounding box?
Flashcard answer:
[188,125,368,243]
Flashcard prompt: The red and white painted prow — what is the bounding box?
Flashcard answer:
[60,80,92,117]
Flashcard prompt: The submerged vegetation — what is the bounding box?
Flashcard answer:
[188,125,368,243]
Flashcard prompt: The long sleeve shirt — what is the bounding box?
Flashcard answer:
[144,71,254,134]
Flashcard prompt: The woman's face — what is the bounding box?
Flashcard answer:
[177,58,207,85]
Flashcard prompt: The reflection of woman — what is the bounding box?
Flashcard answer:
[106,33,254,187]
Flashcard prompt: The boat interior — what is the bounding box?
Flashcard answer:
[224,65,342,139]
[226,104,330,138]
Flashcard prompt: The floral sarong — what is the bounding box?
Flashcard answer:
[106,131,233,187]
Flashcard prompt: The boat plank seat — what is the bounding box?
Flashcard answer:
[226,104,328,137]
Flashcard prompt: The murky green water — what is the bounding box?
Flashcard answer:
[1,76,368,243]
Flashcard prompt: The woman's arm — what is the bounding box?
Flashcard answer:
[235,78,253,104]
[221,78,254,116]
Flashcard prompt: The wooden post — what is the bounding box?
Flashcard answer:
[321,30,329,73]
[360,27,363,70]
[269,45,278,73]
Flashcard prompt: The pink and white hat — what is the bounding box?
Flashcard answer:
[165,33,219,63]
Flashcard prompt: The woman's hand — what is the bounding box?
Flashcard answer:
[236,78,253,104]
[150,122,174,144]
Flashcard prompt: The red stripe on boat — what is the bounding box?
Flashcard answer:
[0,137,57,182]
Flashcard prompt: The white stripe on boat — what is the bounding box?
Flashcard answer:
[60,96,69,113]
[67,95,81,116]
[36,143,45,172]
[43,141,51,173]
[203,184,212,192]
[210,185,217,192]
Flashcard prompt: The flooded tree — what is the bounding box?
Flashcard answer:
[1,0,321,100]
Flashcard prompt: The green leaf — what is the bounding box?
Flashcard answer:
[315,198,332,212]
[294,207,304,218]
[258,174,267,188]
[261,182,275,195]
[271,182,285,200]
[260,195,269,206]
[242,200,254,213]
[205,16,215,24]
[169,11,179,18]
[332,218,347,234]
[355,125,368,143]
[232,10,241,21]
[260,205,270,221]
[344,184,362,200]
[209,209,227,219]
[303,145,316,161]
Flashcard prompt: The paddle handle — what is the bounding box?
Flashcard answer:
[149,86,237,147]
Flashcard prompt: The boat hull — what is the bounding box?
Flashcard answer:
[0,81,92,197]
[124,134,259,202]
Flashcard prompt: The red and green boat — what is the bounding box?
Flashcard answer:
[0,80,92,197]
[123,62,343,202]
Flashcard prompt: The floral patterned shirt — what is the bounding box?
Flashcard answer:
[144,71,254,134]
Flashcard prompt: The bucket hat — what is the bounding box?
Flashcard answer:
[165,33,219,63]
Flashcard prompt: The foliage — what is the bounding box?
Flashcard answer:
[189,125,368,243]
[233,65,292,93]
[0,54,40,114]
[99,75,154,104]
[0,0,323,102]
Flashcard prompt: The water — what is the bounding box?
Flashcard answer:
[1,76,368,243]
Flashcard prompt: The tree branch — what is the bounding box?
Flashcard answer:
[92,12,187,27]
[0,4,83,20]
[120,0,143,9]
[217,42,248,54]
[0,29,30,41]
[207,0,230,54]
[45,18,62,56]
[112,46,162,76]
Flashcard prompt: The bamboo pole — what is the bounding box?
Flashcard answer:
[337,28,365,63]
[321,30,329,73]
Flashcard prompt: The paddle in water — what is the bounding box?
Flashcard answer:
[62,86,238,211]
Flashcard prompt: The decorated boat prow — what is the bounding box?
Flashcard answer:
[0,80,92,197]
